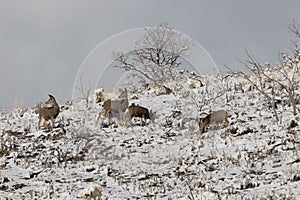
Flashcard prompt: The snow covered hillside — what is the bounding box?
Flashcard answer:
[0,70,299,199]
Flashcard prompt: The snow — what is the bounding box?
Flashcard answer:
[0,71,299,199]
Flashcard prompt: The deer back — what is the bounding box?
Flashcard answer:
[199,110,228,132]
[128,104,150,120]
[110,98,128,113]
[209,110,227,123]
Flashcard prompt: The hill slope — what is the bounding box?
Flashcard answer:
[0,73,299,199]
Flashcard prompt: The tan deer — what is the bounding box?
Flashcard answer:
[37,94,60,131]
[97,89,128,121]
[199,110,229,133]
[94,88,106,103]
[126,103,154,126]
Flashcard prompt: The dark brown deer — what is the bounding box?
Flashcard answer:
[37,94,60,131]
[127,103,153,126]
[199,110,229,133]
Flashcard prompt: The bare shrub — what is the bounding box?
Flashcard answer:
[113,23,195,86]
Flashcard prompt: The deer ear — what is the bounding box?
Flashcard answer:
[48,94,54,99]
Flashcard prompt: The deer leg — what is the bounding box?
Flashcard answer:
[128,116,133,127]
[140,115,143,126]
[104,109,112,120]
[98,109,109,120]
[97,110,107,120]
[119,111,123,122]
[103,109,109,117]
[142,115,146,126]
[201,124,206,133]
[125,115,130,127]
[38,117,42,130]
[51,117,55,129]
[225,118,229,127]
[44,120,48,131]
[139,117,142,126]
[212,121,216,130]
[97,112,101,121]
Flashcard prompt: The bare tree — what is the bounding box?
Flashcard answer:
[75,75,92,108]
[113,23,195,86]
[235,50,279,122]
[220,21,300,123]
[289,20,300,38]
[238,48,300,122]
[277,49,300,115]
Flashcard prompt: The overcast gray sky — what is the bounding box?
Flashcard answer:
[1,0,300,110]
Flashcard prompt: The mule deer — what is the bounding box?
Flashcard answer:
[126,103,153,126]
[95,88,106,103]
[97,89,128,121]
[38,94,60,131]
[199,110,229,133]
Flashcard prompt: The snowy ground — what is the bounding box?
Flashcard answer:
[0,73,299,199]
